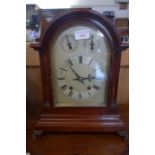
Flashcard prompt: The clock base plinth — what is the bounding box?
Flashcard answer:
[34,114,126,132]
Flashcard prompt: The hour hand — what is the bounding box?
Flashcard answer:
[81,74,95,81]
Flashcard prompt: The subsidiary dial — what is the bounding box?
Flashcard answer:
[60,34,78,53]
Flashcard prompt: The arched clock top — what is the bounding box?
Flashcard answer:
[31,9,128,53]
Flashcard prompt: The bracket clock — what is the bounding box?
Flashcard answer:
[30,9,128,135]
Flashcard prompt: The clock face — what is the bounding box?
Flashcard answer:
[57,55,106,100]
[51,24,111,107]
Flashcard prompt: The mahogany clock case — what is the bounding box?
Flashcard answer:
[30,9,127,132]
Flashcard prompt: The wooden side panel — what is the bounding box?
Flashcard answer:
[117,49,129,104]
[121,49,129,66]
[26,43,40,66]
[26,67,43,104]
[117,67,129,104]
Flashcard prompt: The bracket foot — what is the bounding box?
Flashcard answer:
[117,131,129,140]
[32,130,43,140]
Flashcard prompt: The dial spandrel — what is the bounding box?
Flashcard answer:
[52,24,111,107]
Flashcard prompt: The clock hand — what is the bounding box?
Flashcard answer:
[73,74,95,81]
[90,35,94,50]
[69,66,81,78]
[66,35,72,50]
[80,75,95,82]
[67,64,85,85]
[65,60,80,78]
[73,77,85,85]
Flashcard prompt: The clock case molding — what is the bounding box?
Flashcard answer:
[30,9,128,132]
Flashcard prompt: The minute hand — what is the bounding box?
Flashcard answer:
[69,66,81,78]
[69,67,85,85]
